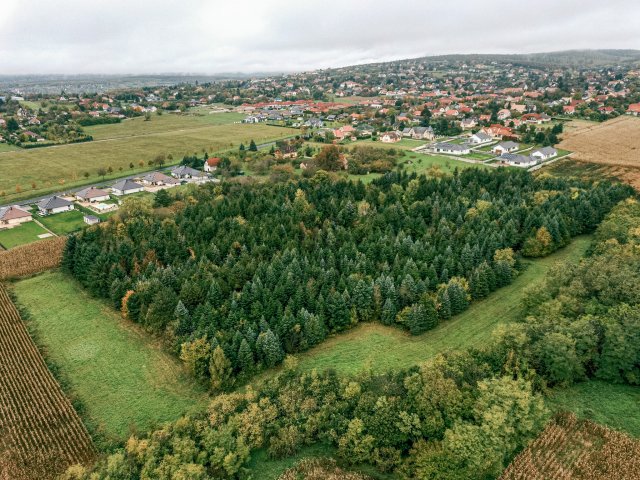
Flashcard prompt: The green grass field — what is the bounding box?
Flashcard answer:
[0,115,296,203]
[12,271,208,442]
[0,221,51,249]
[546,381,640,437]
[0,143,19,152]
[38,209,87,235]
[267,236,591,377]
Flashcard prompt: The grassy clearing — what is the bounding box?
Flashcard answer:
[84,111,246,140]
[0,119,297,203]
[271,236,591,377]
[12,271,208,443]
[546,381,640,437]
[38,209,87,235]
[0,143,19,152]
[0,221,50,249]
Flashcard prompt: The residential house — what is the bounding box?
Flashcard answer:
[530,147,558,161]
[83,215,100,225]
[140,172,180,186]
[75,186,110,203]
[497,109,511,120]
[482,124,515,139]
[469,132,492,144]
[37,196,74,215]
[460,118,477,130]
[0,205,32,227]
[492,141,519,155]
[170,165,203,179]
[411,126,435,140]
[111,179,144,196]
[380,131,402,143]
[627,103,640,116]
[433,142,470,155]
[204,157,221,173]
[401,127,415,137]
[499,153,537,168]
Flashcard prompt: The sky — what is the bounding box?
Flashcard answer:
[1,0,640,75]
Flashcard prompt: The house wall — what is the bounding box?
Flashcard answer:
[50,205,74,214]
[2,215,32,226]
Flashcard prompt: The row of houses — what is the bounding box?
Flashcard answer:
[1,165,215,228]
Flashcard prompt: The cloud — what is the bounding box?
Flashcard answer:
[0,0,639,74]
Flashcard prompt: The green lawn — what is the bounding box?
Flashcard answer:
[38,209,87,235]
[0,118,296,203]
[546,381,640,437]
[12,271,208,443]
[0,143,19,152]
[268,236,591,377]
[0,221,51,249]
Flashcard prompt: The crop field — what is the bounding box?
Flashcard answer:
[0,237,66,281]
[258,236,591,377]
[0,283,95,480]
[500,413,640,480]
[0,115,297,203]
[557,116,640,188]
[12,271,208,442]
[0,222,51,249]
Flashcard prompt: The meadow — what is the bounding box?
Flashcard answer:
[12,271,208,443]
[256,236,592,377]
[0,112,297,203]
[0,221,50,249]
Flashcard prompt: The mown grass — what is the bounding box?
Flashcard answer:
[0,117,297,203]
[272,236,592,377]
[546,381,640,437]
[0,221,50,249]
[38,209,87,235]
[12,271,208,443]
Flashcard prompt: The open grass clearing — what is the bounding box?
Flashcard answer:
[12,270,209,443]
[546,381,640,438]
[0,221,50,249]
[257,236,592,378]
[38,209,87,235]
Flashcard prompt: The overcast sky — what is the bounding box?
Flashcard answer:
[1,0,639,75]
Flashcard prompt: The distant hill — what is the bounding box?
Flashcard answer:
[416,49,640,68]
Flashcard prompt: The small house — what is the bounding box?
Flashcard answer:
[380,131,401,143]
[0,205,32,227]
[530,147,558,161]
[469,132,492,145]
[140,172,180,186]
[492,141,519,155]
[204,157,221,173]
[412,126,435,140]
[37,196,74,215]
[500,153,537,168]
[75,186,110,203]
[433,142,470,155]
[111,179,144,196]
[83,215,100,225]
[170,165,203,179]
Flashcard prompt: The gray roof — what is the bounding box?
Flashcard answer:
[472,132,492,140]
[496,141,519,150]
[435,142,469,152]
[500,153,533,164]
[112,179,143,191]
[37,196,73,210]
[171,165,203,177]
[413,126,433,134]
[532,147,557,156]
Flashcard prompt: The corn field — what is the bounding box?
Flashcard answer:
[500,412,640,480]
[0,283,94,480]
[0,237,66,281]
